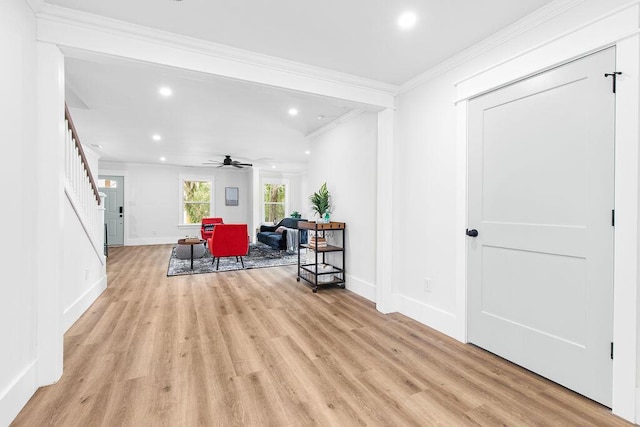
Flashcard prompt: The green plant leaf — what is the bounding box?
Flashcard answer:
[309,182,331,217]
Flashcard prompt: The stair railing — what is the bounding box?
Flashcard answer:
[64,104,105,261]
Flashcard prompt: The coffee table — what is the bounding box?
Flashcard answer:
[177,239,206,270]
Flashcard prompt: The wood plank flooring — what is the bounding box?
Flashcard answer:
[12,245,631,426]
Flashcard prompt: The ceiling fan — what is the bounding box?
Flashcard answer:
[203,155,253,168]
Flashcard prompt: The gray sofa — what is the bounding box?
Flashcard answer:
[257,218,308,250]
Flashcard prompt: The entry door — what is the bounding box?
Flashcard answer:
[467,48,615,406]
[99,175,124,246]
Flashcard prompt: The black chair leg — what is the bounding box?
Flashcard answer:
[216,258,220,270]
[240,257,244,268]
[212,256,215,265]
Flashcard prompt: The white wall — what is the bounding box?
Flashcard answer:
[62,197,107,331]
[82,144,100,183]
[395,0,635,339]
[99,161,252,245]
[394,0,638,420]
[0,1,39,424]
[308,112,377,300]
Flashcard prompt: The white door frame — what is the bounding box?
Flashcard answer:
[455,4,639,421]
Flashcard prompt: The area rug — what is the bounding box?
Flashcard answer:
[167,243,299,276]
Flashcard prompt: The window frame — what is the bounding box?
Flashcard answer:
[178,174,214,227]
[261,178,289,224]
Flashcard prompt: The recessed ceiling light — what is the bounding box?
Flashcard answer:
[288,108,298,116]
[92,144,103,149]
[160,157,167,162]
[305,150,311,155]
[317,115,326,120]
[272,165,277,169]
[152,134,162,141]
[159,86,172,97]
[398,11,417,30]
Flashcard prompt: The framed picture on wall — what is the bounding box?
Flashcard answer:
[225,187,239,206]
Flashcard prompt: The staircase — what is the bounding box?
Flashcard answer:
[64,104,105,260]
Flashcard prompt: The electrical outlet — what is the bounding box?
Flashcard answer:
[424,278,431,293]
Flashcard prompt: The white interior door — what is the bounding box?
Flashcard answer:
[99,175,124,246]
[467,48,615,406]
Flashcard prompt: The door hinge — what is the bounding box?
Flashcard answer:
[604,72,622,93]
[611,209,615,226]
[611,342,614,360]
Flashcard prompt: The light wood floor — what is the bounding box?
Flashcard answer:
[12,245,631,426]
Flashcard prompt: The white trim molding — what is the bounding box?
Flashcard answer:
[396,295,457,338]
[0,360,38,427]
[345,274,376,303]
[455,4,640,421]
[25,0,44,14]
[400,0,585,93]
[307,109,367,141]
[63,275,107,332]
[636,387,640,424]
[375,108,395,313]
[454,2,640,102]
[36,41,64,388]
[36,4,397,109]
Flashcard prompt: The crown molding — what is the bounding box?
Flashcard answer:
[37,4,399,98]
[306,109,366,140]
[25,0,45,13]
[399,0,585,94]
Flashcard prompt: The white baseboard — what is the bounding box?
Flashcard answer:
[396,294,457,338]
[63,274,107,332]
[636,387,640,424]
[345,274,376,302]
[0,360,38,426]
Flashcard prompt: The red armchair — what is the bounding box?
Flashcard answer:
[207,224,249,270]
[201,217,224,241]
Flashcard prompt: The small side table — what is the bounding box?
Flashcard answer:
[177,239,206,270]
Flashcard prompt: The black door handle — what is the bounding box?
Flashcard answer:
[466,229,478,237]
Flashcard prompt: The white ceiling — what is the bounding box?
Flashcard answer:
[65,51,370,172]
[48,0,554,85]
[55,0,556,171]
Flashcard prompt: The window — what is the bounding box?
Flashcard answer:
[263,183,287,223]
[180,178,212,225]
[97,178,117,188]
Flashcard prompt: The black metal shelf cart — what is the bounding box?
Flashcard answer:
[297,221,346,293]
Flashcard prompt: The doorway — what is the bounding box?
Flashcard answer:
[467,48,615,406]
[99,175,125,246]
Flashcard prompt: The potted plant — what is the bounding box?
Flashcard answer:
[290,211,301,219]
[309,182,331,223]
